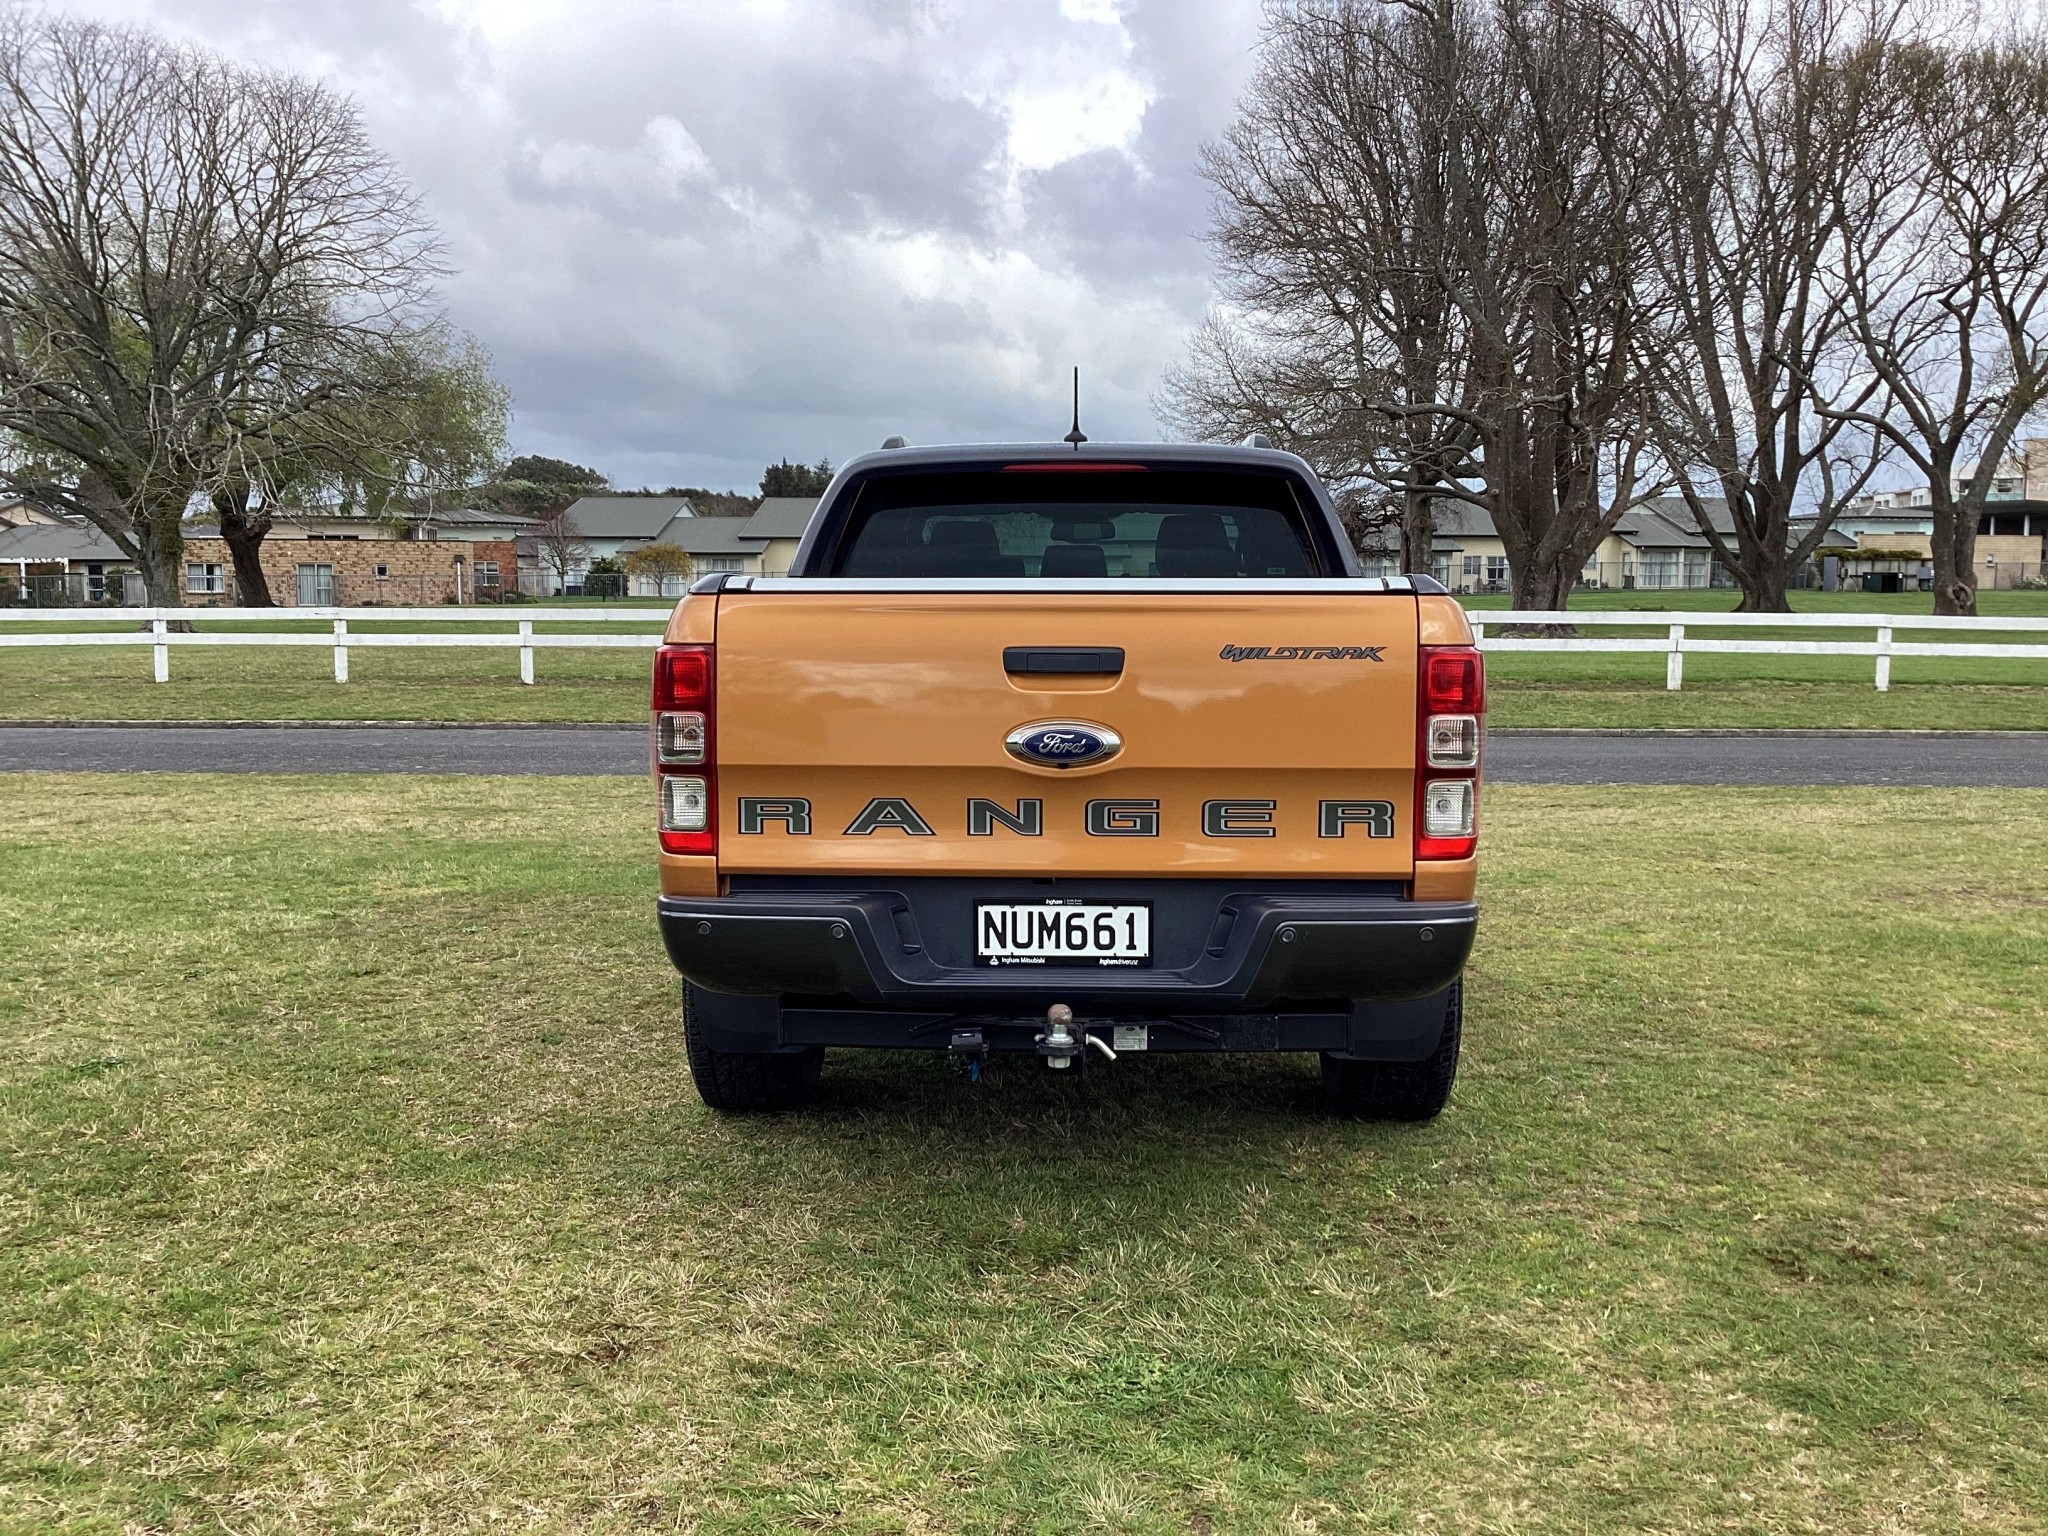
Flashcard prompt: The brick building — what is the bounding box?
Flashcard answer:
[179,534,518,606]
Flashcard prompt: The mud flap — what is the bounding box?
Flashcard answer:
[1336,981,1459,1063]
[685,984,806,1053]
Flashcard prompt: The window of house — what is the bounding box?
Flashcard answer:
[295,563,336,606]
[1462,555,1481,576]
[374,563,390,579]
[472,560,499,589]
[1486,556,1508,586]
[186,562,224,594]
[696,556,744,572]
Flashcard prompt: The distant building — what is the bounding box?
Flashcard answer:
[739,496,821,577]
[408,506,543,544]
[0,520,136,603]
[621,497,823,596]
[554,496,697,556]
[1815,438,2048,588]
[521,496,697,594]
[0,498,65,530]
[1953,435,2048,502]
[1374,495,1741,594]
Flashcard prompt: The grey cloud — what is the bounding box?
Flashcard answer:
[61,0,1267,487]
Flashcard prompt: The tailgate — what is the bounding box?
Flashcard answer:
[714,592,1418,877]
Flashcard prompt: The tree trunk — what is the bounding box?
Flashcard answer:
[214,486,275,605]
[1690,483,1800,614]
[1400,489,1435,575]
[1731,545,1794,613]
[1930,502,1979,617]
[1507,547,1578,612]
[130,508,187,611]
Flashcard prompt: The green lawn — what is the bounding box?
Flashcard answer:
[3,777,2045,1533]
[1484,654,2048,728]
[0,642,656,723]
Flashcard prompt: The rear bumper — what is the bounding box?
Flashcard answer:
[656,884,1476,1012]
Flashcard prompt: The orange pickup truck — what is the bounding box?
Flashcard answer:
[652,441,1482,1118]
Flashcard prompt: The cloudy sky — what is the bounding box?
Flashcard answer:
[57,0,1267,491]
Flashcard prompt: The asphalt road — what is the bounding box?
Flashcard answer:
[1,724,2044,785]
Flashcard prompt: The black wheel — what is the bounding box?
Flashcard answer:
[682,986,823,1113]
[1320,981,1462,1121]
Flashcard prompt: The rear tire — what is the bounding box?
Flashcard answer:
[683,986,823,1113]
[1319,981,1462,1121]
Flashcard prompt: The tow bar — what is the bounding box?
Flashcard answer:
[1037,1003,1117,1070]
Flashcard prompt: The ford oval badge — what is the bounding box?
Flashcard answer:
[1006,720,1122,769]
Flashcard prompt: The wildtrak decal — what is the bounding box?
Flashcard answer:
[736,796,1397,839]
[1219,644,1386,662]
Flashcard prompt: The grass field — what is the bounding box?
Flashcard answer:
[3,776,2045,1533]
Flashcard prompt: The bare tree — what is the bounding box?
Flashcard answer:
[1164,0,1475,573]
[1824,27,2048,615]
[1166,0,1670,608]
[1447,0,1673,609]
[1630,0,1903,611]
[0,16,442,606]
[532,511,590,596]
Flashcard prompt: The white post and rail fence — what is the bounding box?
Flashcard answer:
[0,607,656,687]
[1470,610,2048,691]
[1,606,2045,691]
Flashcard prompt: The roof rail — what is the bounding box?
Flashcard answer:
[880,434,908,450]
[1243,431,1274,450]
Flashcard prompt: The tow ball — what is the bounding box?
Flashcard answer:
[1036,1003,1118,1071]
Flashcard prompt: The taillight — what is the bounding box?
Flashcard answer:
[1417,644,1483,860]
[653,643,715,855]
[1423,645,1485,714]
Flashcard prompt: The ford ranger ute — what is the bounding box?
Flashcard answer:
[652,441,1483,1118]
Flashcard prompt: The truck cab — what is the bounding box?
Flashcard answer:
[653,441,1482,1117]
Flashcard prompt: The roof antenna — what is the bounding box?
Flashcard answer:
[1063,366,1087,449]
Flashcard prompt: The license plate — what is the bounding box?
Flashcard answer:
[975,900,1152,968]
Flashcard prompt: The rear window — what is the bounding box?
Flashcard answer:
[824,468,1329,578]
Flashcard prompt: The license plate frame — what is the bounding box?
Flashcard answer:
[974,899,1153,968]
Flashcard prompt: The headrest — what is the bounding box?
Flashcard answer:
[1156,512,1231,550]
[1040,543,1108,577]
[1235,514,1309,575]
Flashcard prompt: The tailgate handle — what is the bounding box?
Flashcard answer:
[1003,646,1125,675]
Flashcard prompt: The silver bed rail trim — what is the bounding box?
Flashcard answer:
[722,576,1417,595]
